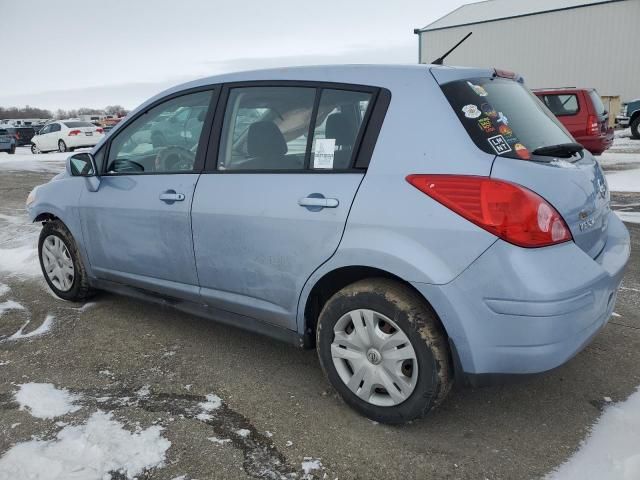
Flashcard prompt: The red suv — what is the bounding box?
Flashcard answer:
[534,88,614,155]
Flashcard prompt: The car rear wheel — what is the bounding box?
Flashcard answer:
[316,278,453,424]
[631,117,640,140]
[9,145,15,154]
[58,140,67,152]
[38,220,93,301]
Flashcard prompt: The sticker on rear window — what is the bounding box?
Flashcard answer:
[467,81,488,97]
[498,124,513,136]
[497,111,508,125]
[481,103,498,119]
[462,104,481,119]
[487,135,512,155]
[477,117,495,133]
[514,143,531,160]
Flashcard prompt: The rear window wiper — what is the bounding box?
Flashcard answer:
[531,143,583,158]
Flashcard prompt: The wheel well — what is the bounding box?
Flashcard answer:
[302,266,449,347]
[630,109,640,124]
[33,213,59,223]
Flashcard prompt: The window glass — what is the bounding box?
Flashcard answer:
[539,94,579,116]
[588,90,606,115]
[50,123,61,132]
[218,87,316,170]
[63,121,96,128]
[106,90,212,174]
[310,89,372,169]
[441,78,574,161]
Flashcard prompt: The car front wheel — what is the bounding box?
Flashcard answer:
[316,278,453,424]
[31,144,41,154]
[38,220,93,301]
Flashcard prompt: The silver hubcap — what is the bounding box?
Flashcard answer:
[42,235,74,291]
[331,309,418,407]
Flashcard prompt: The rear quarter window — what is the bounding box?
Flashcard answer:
[588,91,606,116]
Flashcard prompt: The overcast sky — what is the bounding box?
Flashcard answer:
[1,0,477,110]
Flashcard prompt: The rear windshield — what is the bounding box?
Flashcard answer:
[441,77,574,160]
[588,90,606,115]
[63,121,95,128]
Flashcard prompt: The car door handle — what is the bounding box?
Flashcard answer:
[159,190,185,203]
[298,196,339,208]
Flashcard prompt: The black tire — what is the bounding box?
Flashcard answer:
[31,144,39,154]
[38,220,93,301]
[58,140,67,152]
[316,278,453,424]
[8,146,15,154]
[631,116,640,140]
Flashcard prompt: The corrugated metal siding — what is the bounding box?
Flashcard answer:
[420,0,621,31]
[419,0,640,101]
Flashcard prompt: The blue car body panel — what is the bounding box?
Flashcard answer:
[27,64,631,380]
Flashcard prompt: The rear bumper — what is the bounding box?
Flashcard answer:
[413,211,630,377]
[616,116,630,127]
[576,130,614,155]
[66,135,102,148]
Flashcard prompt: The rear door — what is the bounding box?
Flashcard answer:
[436,74,609,258]
[191,83,378,329]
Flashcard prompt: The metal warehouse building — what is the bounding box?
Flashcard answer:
[415,0,640,101]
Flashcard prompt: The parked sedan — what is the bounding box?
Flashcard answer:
[31,121,105,153]
[26,65,630,424]
[0,128,16,154]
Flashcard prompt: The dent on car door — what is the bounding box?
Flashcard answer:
[79,89,216,300]
[191,84,378,329]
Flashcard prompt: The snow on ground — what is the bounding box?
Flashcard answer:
[0,300,24,316]
[0,410,171,480]
[0,146,76,173]
[0,211,41,278]
[3,315,55,342]
[607,168,640,193]
[0,282,9,296]
[15,383,81,419]
[545,388,640,480]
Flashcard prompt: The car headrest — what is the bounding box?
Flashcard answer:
[325,113,356,147]
[247,121,287,158]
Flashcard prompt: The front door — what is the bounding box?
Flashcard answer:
[192,84,375,329]
[79,89,215,300]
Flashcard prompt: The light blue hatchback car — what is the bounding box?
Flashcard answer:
[26,65,630,423]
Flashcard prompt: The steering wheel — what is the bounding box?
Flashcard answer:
[155,146,196,172]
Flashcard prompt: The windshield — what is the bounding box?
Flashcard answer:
[441,77,575,160]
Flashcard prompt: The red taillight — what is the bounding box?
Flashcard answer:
[406,175,572,248]
[587,115,599,136]
[96,127,104,134]
[68,130,81,136]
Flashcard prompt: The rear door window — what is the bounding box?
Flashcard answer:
[539,94,579,116]
[441,77,575,160]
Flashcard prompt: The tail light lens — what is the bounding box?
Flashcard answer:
[68,130,81,136]
[96,127,104,134]
[406,175,572,248]
[587,115,599,136]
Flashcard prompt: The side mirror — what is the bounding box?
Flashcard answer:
[68,152,101,192]
[68,152,97,177]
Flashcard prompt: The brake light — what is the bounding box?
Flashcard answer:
[68,130,81,136]
[96,127,104,134]
[406,175,572,248]
[587,115,599,136]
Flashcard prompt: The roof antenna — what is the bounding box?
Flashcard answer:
[431,32,472,65]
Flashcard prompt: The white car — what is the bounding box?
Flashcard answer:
[31,121,105,154]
